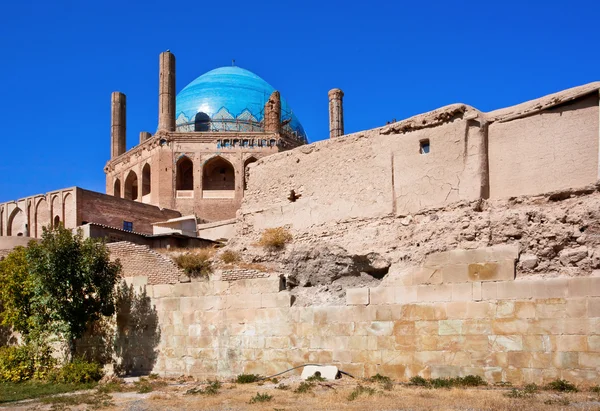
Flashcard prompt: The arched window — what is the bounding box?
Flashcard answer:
[53,215,60,228]
[8,207,26,236]
[142,164,151,196]
[176,157,194,190]
[124,171,138,200]
[203,156,235,191]
[244,157,258,190]
[194,112,210,132]
[114,179,121,198]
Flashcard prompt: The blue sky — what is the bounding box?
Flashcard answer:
[0,0,598,202]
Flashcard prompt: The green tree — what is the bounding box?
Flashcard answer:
[0,246,35,336]
[26,226,121,355]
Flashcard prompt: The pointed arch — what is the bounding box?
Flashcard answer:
[7,207,26,236]
[124,170,139,200]
[63,193,75,228]
[114,178,121,198]
[0,207,4,236]
[142,163,151,197]
[203,156,235,191]
[35,198,50,238]
[51,195,61,229]
[244,156,258,190]
[176,156,194,191]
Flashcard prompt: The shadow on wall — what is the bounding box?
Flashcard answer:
[113,282,161,376]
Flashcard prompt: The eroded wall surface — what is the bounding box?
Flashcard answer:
[137,256,599,385]
[488,94,600,199]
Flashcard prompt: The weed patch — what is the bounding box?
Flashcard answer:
[186,380,222,396]
[236,374,262,384]
[408,375,486,389]
[347,385,376,401]
[249,392,273,404]
[294,382,314,394]
[258,227,292,250]
[546,379,578,392]
[173,250,213,278]
[0,382,96,403]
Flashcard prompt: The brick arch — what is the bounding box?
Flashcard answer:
[63,193,75,228]
[51,195,61,228]
[114,178,121,198]
[176,156,194,190]
[124,170,138,200]
[243,156,258,190]
[203,156,235,191]
[142,163,151,197]
[35,197,50,238]
[7,207,26,236]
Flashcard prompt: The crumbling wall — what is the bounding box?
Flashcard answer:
[242,105,484,230]
[146,252,600,385]
[488,94,600,199]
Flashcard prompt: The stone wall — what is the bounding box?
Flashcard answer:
[239,85,600,232]
[141,257,599,385]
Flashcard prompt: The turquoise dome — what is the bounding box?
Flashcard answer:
[175,66,307,142]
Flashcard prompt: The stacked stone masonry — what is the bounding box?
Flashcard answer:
[108,242,183,285]
[221,269,270,281]
[140,270,600,385]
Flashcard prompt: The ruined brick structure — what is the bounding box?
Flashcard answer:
[104,51,308,223]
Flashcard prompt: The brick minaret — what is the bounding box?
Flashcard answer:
[328,88,344,138]
[139,131,152,144]
[264,90,281,133]
[111,92,126,158]
[158,51,176,132]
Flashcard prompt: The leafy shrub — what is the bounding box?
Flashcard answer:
[258,227,292,250]
[293,381,314,393]
[235,373,262,384]
[546,379,578,392]
[249,392,273,404]
[369,373,393,390]
[173,250,213,278]
[49,359,103,384]
[457,375,487,387]
[408,375,429,387]
[186,380,222,396]
[505,384,538,399]
[347,385,376,401]
[306,373,325,382]
[0,345,55,382]
[591,385,600,394]
[220,250,240,264]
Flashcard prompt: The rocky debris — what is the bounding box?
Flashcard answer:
[281,244,390,288]
[519,254,538,270]
[559,246,589,266]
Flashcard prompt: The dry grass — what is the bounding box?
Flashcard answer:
[87,378,600,411]
[172,249,214,278]
[257,227,293,250]
[220,250,241,264]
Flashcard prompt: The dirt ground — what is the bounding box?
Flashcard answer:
[3,375,600,411]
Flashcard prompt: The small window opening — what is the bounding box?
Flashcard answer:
[420,139,430,154]
[123,221,133,231]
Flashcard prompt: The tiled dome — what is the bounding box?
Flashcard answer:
[175,66,307,142]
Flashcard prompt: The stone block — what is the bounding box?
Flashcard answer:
[440,264,468,284]
[468,260,515,282]
[417,284,452,302]
[438,319,462,335]
[536,301,566,319]
[332,350,352,363]
[492,319,529,334]
[514,301,536,319]
[481,282,497,300]
[496,280,532,300]
[557,335,587,352]
[412,267,442,285]
[489,335,523,351]
[589,297,600,317]
[472,282,482,301]
[446,302,468,319]
[346,288,369,305]
[552,352,579,368]
[395,286,418,304]
[566,298,587,318]
[370,286,395,305]
[451,283,472,301]
[153,284,173,298]
[495,301,515,318]
[568,277,600,297]
[462,320,492,335]
[588,336,600,351]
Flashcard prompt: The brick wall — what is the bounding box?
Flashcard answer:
[78,188,181,234]
[221,269,271,281]
[107,242,183,285]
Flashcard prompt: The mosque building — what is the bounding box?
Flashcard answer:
[0,51,343,244]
